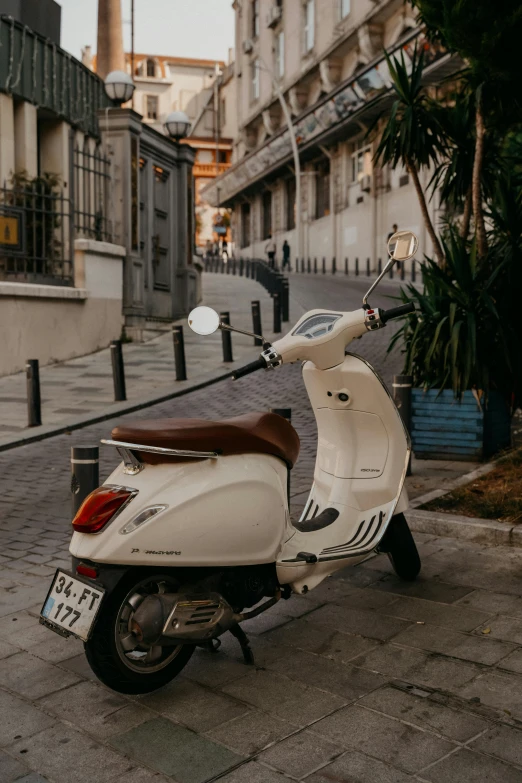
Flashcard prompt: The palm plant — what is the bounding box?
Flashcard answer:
[388,229,511,400]
[373,46,446,265]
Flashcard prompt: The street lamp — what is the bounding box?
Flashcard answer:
[164,111,192,141]
[104,71,135,106]
[256,58,302,263]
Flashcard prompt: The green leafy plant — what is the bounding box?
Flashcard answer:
[389,229,510,399]
[372,45,446,265]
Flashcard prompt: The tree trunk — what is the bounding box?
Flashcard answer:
[460,185,472,240]
[406,157,445,266]
[472,93,488,258]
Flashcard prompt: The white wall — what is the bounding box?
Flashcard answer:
[0,240,125,376]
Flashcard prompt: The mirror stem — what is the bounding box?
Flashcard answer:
[219,322,266,343]
[362,258,396,308]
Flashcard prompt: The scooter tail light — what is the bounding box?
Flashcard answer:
[72,486,137,534]
[76,563,98,579]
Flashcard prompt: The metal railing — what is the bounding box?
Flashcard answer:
[73,143,112,242]
[0,181,73,286]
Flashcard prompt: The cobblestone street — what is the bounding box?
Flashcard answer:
[1,274,521,783]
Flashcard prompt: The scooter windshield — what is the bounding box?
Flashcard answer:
[293,313,343,340]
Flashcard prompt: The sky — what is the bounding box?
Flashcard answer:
[60,0,235,62]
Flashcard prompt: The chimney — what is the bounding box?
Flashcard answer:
[96,0,125,80]
[82,45,93,70]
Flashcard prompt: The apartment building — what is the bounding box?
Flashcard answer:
[203,0,458,267]
[84,48,237,247]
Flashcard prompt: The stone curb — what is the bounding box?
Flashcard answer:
[409,460,499,509]
[408,508,522,548]
[0,365,236,453]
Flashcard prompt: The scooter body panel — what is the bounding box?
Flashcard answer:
[70,453,289,567]
[276,353,409,593]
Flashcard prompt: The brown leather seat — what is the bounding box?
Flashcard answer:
[112,412,300,468]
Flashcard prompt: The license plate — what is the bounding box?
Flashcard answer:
[40,570,105,642]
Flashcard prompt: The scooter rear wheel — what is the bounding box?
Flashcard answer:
[378,513,421,581]
[84,571,194,694]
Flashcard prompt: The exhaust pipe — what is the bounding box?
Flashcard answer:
[131,590,281,646]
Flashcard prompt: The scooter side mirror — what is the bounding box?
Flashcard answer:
[188,306,220,335]
[362,230,419,307]
[387,230,419,262]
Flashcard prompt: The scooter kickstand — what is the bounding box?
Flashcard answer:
[230,624,255,665]
[198,639,221,654]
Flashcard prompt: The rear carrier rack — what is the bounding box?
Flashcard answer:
[101,439,219,476]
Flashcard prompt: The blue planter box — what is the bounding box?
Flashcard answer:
[411,389,511,461]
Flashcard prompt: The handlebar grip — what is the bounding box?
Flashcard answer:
[231,357,267,380]
[380,303,416,324]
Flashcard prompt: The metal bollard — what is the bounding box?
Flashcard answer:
[71,445,99,517]
[307,258,311,273]
[239,258,244,276]
[412,259,416,283]
[172,325,187,381]
[389,262,394,279]
[301,258,305,273]
[220,312,234,363]
[110,340,127,401]
[270,408,292,500]
[313,257,317,274]
[345,257,348,275]
[400,260,405,280]
[378,257,382,274]
[332,257,336,275]
[232,259,236,275]
[26,359,42,427]
[366,257,370,276]
[393,375,413,476]
[273,293,282,333]
[355,257,359,276]
[252,301,263,346]
[281,279,290,322]
[322,257,326,274]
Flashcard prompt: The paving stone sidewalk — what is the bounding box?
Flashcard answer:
[0,272,306,449]
[3,272,518,783]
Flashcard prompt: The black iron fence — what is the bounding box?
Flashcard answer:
[204,253,420,284]
[73,143,111,242]
[0,180,73,286]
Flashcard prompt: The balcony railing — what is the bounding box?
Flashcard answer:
[193,162,230,178]
[0,15,112,137]
[202,29,456,206]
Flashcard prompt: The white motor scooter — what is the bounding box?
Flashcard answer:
[40,231,421,694]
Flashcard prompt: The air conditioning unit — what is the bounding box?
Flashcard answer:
[243,39,254,54]
[267,5,282,27]
[360,174,372,193]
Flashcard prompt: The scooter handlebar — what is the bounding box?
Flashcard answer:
[231,357,267,380]
[380,303,416,324]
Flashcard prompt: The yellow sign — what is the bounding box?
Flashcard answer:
[0,215,19,247]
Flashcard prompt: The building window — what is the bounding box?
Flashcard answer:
[241,202,251,248]
[340,0,350,18]
[251,59,260,101]
[285,178,296,230]
[275,31,285,79]
[315,158,330,219]
[303,0,315,53]
[146,95,159,120]
[146,58,156,78]
[351,141,372,183]
[218,149,228,164]
[252,0,260,38]
[262,191,272,239]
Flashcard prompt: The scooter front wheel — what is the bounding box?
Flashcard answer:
[377,513,421,581]
[84,571,194,694]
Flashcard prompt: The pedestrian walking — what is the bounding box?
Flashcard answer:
[265,235,276,269]
[387,223,400,269]
[282,239,291,271]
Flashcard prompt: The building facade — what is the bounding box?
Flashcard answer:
[84,48,238,248]
[0,10,196,374]
[203,0,458,268]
